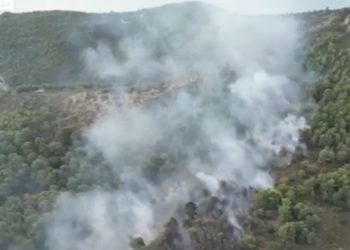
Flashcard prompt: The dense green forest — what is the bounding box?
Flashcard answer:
[0,3,350,250]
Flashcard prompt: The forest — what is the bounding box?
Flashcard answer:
[0,3,350,250]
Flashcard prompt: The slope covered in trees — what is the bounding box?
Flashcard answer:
[242,7,350,250]
[130,7,350,250]
[0,3,349,250]
[0,2,212,87]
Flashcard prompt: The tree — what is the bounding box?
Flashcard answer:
[278,222,309,248]
[47,141,64,157]
[278,222,297,249]
[293,203,313,221]
[253,189,282,211]
[31,158,49,170]
[318,147,335,164]
[336,147,349,163]
[278,198,293,223]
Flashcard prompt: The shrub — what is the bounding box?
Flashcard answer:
[241,233,257,250]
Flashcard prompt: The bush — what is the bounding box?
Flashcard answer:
[241,233,257,250]
[129,237,145,249]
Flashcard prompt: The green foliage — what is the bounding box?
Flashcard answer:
[304,18,350,166]
[278,222,311,248]
[130,237,146,249]
[0,11,86,86]
[0,104,73,248]
[278,198,293,222]
[253,189,282,211]
[318,147,335,164]
[0,8,204,87]
[0,6,349,250]
[244,12,350,249]
[241,233,257,250]
[250,164,350,249]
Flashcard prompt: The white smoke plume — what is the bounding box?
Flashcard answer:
[47,2,309,250]
[0,76,9,92]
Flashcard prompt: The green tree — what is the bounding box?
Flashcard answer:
[318,147,335,164]
[253,189,282,211]
[278,198,293,222]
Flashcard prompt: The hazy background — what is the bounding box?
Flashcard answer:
[9,0,350,14]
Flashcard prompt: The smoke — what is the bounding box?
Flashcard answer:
[0,76,9,92]
[47,3,308,250]
[13,0,348,14]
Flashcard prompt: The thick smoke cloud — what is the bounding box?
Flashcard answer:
[47,3,308,250]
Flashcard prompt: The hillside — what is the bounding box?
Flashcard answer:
[0,2,213,87]
[240,7,350,250]
[0,3,349,250]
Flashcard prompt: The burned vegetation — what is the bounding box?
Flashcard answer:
[0,3,349,250]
